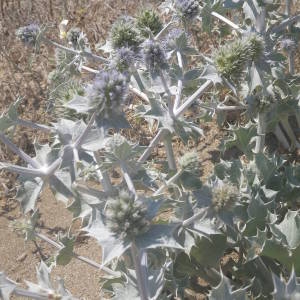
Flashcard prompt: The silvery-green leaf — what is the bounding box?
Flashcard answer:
[56,233,75,266]
[209,272,248,300]
[135,224,183,251]
[65,94,92,113]
[201,65,223,85]
[112,279,140,300]
[95,111,130,130]
[270,210,300,249]
[190,235,227,268]
[0,273,17,300]
[33,143,58,167]
[16,178,44,213]
[84,209,130,265]
[148,267,165,300]
[49,171,73,204]
[81,129,108,151]
[36,261,53,290]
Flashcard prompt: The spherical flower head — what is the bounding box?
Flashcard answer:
[246,34,265,62]
[280,38,297,53]
[142,39,168,77]
[87,69,128,115]
[212,185,238,212]
[179,151,199,172]
[16,24,40,47]
[105,190,150,240]
[175,0,200,21]
[214,39,251,83]
[110,17,142,49]
[111,47,136,75]
[136,9,163,37]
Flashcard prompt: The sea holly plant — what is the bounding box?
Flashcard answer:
[1,1,300,299]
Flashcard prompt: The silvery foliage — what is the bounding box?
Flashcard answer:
[1,0,300,299]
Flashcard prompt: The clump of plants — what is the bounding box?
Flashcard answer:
[1,1,300,299]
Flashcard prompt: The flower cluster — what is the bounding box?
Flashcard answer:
[214,35,264,83]
[142,39,168,77]
[15,24,41,47]
[105,190,150,239]
[111,47,136,75]
[212,184,238,212]
[110,17,142,49]
[175,0,200,21]
[86,69,128,115]
[136,9,163,37]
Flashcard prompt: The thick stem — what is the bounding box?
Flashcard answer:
[181,210,206,228]
[34,232,120,277]
[211,11,243,33]
[139,80,213,164]
[163,134,177,171]
[120,162,137,196]
[254,111,267,154]
[94,152,113,193]
[160,70,174,117]
[15,118,53,132]
[131,242,149,300]
[174,51,183,110]
[281,117,300,149]
[154,169,183,196]
[274,125,290,149]
[14,287,49,300]
[43,38,109,63]
[0,133,40,168]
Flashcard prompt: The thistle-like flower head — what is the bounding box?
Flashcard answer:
[142,39,168,77]
[175,0,200,21]
[86,69,128,115]
[214,39,251,83]
[16,24,41,47]
[111,47,137,75]
[212,184,238,212]
[110,17,142,49]
[105,190,150,239]
[246,34,265,62]
[136,9,163,37]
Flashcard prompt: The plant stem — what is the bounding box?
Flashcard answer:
[254,111,267,154]
[174,51,183,110]
[14,287,49,300]
[93,152,113,193]
[160,70,174,117]
[174,80,213,117]
[181,210,206,228]
[163,133,177,171]
[131,242,149,300]
[154,21,175,40]
[0,132,40,168]
[15,118,53,132]
[274,125,289,149]
[120,162,137,196]
[154,169,183,196]
[139,80,213,163]
[271,14,300,34]
[43,38,109,63]
[34,232,120,277]
[211,11,243,33]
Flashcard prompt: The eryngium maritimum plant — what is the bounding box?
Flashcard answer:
[3,1,300,299]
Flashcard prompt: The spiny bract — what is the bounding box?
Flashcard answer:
[105,190,150,239]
